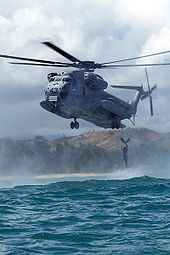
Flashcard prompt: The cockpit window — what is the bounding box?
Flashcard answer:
[54,77,62,81]
[47,73,72,83]
[63,77,72,83]
[49,77,55,82]
[47,72,58,82]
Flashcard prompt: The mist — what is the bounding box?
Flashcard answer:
[0,128,170,188]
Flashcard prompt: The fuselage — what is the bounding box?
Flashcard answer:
[40,70,133,129]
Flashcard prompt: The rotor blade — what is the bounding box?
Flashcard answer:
[9,62,73,67]
[141,93,154,115]
[0,53,72,65]
[145,68,151,91]
[149,95,153,116]
[100,50,170,65]
[42,41,81,63]
[141,93,149,101]
[100,63,170,68]
[151,84,157,91]
[111,85,142,90]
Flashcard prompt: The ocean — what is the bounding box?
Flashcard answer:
[0,171,169,254]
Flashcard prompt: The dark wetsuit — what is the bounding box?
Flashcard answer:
[122,145,128,167]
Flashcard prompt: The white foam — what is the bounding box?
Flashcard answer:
[0,165,169,189]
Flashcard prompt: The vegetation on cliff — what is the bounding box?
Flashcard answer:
[0,128,170,175]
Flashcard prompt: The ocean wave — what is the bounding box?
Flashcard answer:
[0,174,169,254]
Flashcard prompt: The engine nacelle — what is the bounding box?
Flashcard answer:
[84,72,108,90]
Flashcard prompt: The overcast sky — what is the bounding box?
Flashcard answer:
[0,0,170,138]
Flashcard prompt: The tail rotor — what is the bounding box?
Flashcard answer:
[141,68,157,116]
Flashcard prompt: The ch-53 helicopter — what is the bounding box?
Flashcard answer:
[1,41,170,129]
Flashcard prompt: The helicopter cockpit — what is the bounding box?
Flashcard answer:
[46,72,72,101]
[47,72,59,82]
[47,72,72,83]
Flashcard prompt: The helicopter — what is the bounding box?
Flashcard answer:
[1,41,170,129]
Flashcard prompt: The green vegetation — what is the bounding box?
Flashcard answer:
[0,136,121,175]
[0,137,121,175]
[0,128,170,175]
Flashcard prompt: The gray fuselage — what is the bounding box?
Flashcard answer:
[40,70,133,129]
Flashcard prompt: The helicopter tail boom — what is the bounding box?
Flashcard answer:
[131,87,144,115]
[112,68,157,117]
[111,85,144,115]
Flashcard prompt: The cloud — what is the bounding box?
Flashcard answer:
[0,0,170,137]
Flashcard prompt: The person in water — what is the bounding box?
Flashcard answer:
[121,137,130,167]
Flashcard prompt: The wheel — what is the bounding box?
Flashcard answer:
[70,122,75,129]
[111,120,120,129]
[115,123,120,129]
[111,121,115,129]
[75,121,79,129]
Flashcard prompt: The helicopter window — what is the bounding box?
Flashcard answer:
[54,77,62,81]
[63,77,72,83]
[47,73,58,81]
[49,77,55,82]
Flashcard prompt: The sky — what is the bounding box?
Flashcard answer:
[0,0,170,138]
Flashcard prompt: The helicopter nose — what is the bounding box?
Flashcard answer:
[52,87,58,93]
[52,85,62,95]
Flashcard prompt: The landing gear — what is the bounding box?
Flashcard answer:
[74,121,79,129]
[70,118,79,129]
[70,122,75,129]
[111,120,120,129]
[115,123,120,129]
